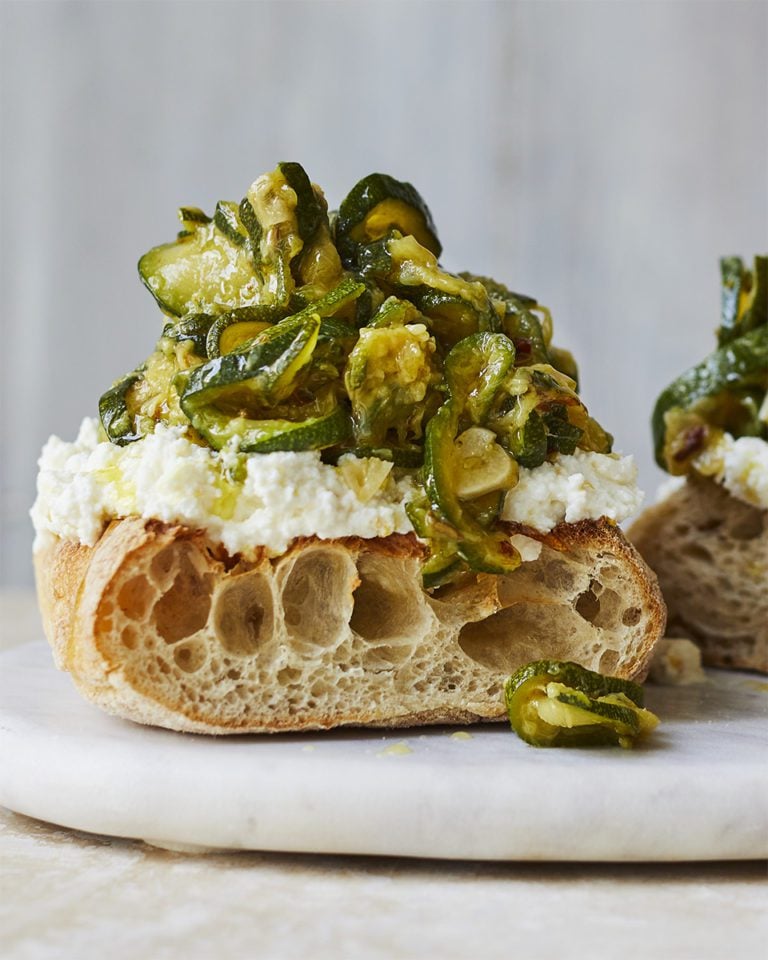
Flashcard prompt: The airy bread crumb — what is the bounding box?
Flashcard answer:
[35,517,666,734]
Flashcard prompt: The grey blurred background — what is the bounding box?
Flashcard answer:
[1,0,766,586]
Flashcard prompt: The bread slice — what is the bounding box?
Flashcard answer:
[34,517,665,734]
[629,474,767,673]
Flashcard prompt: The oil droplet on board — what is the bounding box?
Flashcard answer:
[377,741,413,757]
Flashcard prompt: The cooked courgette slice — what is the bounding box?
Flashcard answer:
[99,370,145,445]
[655,255,767,470]
[489,364,609,468]
[444,333,516,424]
[424,400,520,575]
[161,314,216,359]
[652,325,768,468]
[718,255,767,346]
[214,201,248,247]
[413,289,493,348]
[278,161,325,243]
[189,400,352,454]
[205,305,286,358]
[366,296,424,329]
[421,334,524,575]
[242,163,328,307]
[504,660,658,749]
[138,215,260,318]
[345,323,439,445]
[179,314,322,416]
[177,207,212,232]
[335,173,441,265]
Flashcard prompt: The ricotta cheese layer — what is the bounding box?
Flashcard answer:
[501,450,644,529]
[692,434,768,509]
[31,418,645,557]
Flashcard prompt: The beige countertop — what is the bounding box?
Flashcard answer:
[1,589,766,960]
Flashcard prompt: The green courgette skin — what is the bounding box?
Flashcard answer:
[162,314,216,359]
[278,161,325,243]
[189,402,352,454]
[654,255,768,470]
[335,173,442,265]
[99,371,144,445]
[423,334,522,576]
[718,255,767,346]
[504,660,655,749]
[652,325,768,467]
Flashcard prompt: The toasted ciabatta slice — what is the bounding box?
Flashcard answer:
[629,474,767,673]
[35,517,665,734]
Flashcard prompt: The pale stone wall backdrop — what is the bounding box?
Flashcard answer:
[1,0,766,585]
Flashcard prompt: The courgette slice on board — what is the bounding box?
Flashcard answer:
[504,660,659,748]
[335,173,442,265]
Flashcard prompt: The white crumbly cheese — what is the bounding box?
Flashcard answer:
[692,434,768,509]
[31,419,645,556]
[648,637,707,686]
[31,418,416,558]
[501,451,644,531]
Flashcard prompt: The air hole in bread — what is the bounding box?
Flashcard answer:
[121,625,137,650]
[599,649,619,674]
[728,511,764,541]
[681,543,713,563]
[280,547,354,648]
[696,517,723,533]
[459,604,587,672]
[277,666,302,686]
[622,606,642,626]
[586,585,623,630]
[213,571,274,656]
[150,545,177,588]
[575,585,601,623]
[152,546,212,644]
[117,575,155,621]
[350,553,429,642]
[173,640,206,673]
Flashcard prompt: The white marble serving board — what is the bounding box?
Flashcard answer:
[1,642,766,861]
